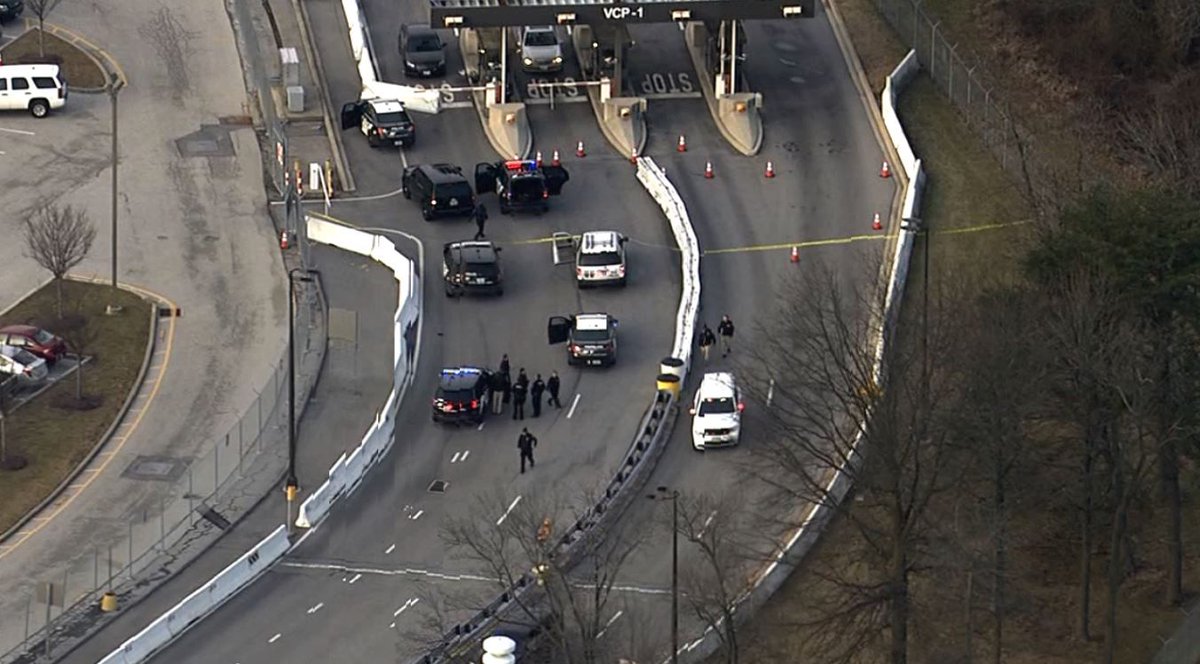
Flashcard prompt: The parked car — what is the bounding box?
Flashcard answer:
[0,0,24,23]
[0,345,48,384]
[0,324,67,365]
[400,24,446,78]
[0,64,68,118]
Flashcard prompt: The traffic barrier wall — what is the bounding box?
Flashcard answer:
[97,527,290,664]
[666,50,927,663]
[411,147,703,664]
[340,0,441,113]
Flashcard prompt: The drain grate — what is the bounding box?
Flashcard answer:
[175,125,236,158]
[428,480,448,493]
[122,456,188,482]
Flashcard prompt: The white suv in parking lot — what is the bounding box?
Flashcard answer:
[575,230,627,287]
[690,372,743,451]
[0,64,67,117]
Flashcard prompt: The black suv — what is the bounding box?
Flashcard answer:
[474,159,568,215]
[403,164,475,221]
[548,313,619,367]
[443,241,503,297]
[0,0,24,22]
[340,98,416,148]
[432,367,492,424]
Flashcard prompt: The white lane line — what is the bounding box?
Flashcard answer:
[267,633,282,644]
[348,573,362,584]
[385,543,396,554]
[597,609,625,638]
[496,495,522,526]
[450,451,461,463]
[410,509,424,520]
[703,510,718,531]
[399,147,409,168]
[0,127,34,136]
[306,602,324,614]
[279,561,665,591]
[392,597,420,616]
[477,421,485,431]
[461,450,470,461]
[567,393,582,419]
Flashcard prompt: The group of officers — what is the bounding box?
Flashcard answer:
[490,354,563,420]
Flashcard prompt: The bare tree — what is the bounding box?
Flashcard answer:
[25,0,65,58]
[740,260,961,664]
[22,204,96,318]
[439,489,642,664]
[58,314,98,404]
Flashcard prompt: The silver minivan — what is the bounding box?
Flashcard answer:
[0,64,67,117]
[0,345,48,383]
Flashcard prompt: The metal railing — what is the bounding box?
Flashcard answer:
[0,290,321,664]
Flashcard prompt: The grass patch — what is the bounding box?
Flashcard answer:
[0,280,151,535]
[0,28,107,89]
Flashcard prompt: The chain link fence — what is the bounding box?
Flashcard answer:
[0,288,321,663]
[868,0,1097,211]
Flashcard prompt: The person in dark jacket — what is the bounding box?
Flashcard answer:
[473,203,489,240]
[515,368,529,390]
[501,370,513,404]
[530,374,546,417]
[490,370,506,414]
[518,428,537,473]
[718,315,735,357]
[499,354,511,379]
[546,371,562,408]
[698,324,716,361]
[512,379,527,420]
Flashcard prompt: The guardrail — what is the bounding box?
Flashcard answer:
[664,50,927,662]
[93,215,422,664]
[409,155,703,663]
[340,0,442,112]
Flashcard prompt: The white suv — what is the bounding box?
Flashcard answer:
[575,231,627,288]
[0,64,67,117]
[690,372,743,451]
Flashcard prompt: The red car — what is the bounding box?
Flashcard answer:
[0,325,67,365]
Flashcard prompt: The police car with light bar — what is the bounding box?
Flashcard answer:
[575,231,628,288]
[432,367,492,424]
[547,313,618,366]
[474,159,568,215]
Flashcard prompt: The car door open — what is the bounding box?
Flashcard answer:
[475,163,497,194]
[547,315,572,345]
[543,164,569,195]
[340,101,364,130]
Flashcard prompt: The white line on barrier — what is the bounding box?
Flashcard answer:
[307,602,324,614]
[385,543,395,554]
[461,450,471,461]
[567,393,581,419]
[348,573,363,584]
[410,509,424,520]
[268,633,282,644]
[497,495,522,525]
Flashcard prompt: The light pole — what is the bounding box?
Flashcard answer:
[647,486,679,664]
[108,72,125,294]
[286,268,316,532]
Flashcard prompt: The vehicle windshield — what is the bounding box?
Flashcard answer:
[579,252,621,267]
[409,35,442,52]
[509,175,545,202]
[525,30,557,47]
[437,388,474,403]
[34,330,55,344]
[698,397,736,415]
[572,328,610,343]
[376,111,410,125]
[437,182,473,200]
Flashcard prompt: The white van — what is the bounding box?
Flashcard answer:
[0,64,67,117]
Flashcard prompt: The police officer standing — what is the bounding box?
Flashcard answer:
[718,315,736,357]
[499,353,511,378]
[515,368,529,392]
[473,203,489,240]
[698,324,717,361]
[518,428,537,474]
[530,374,546,417]
[546,371,562,408]
[512,377,528,420]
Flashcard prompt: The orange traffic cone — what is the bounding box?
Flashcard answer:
[704,161,714,179]
[280,229,290,250]
[535,151,543,167]
[880,161,891,178]
[677,135,687,152]
[551,149,561,167]
[576,141,586,158]
[765,161,776,178]
[790,246,800,263]
[872,213,883,231]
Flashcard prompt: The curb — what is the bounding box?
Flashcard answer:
[14,22,127,92]
[290,0,356,192]
[0,278,159,547]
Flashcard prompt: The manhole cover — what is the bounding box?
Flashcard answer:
[122,456,188,482]
[428,480,448,493]
[175,125,236,158]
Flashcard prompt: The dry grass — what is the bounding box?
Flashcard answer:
[0,28,108,89]
[0,280,151,534]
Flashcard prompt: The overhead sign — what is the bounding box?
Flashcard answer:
[429,0,814,28]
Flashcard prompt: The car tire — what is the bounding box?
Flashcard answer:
[367,134,380,148]
[403,138,415,148]
[29,99,49,118]
[617,277,627,288]
[402,186,411,200]
[422,208,434,222]
[445,284,459,297]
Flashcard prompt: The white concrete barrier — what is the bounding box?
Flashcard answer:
[340,0,442,113]
[882,50,920,179]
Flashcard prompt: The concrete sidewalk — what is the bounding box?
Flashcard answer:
[0,0,294,656]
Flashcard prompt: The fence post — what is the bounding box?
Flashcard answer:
[128,521,134,580]
[947,44,954,103]
[214,444,220,495]
[188,468,195,527]
[930,22,938,78]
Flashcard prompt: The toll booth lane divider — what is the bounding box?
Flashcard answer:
[406,158,702,663]
[95,215,423,664]
[341,0,442,112]
[660,50,926,663]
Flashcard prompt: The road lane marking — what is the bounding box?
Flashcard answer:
[399,147,409,169]
[409,509,424,520]
[393,597,420,617]
[268,633,281,644]
[280,560,672,593]
[385,543,396,554]
[348,573,362,584]
[0,127,35,136]
[461,450,470,461]
[306,602,324,614]
[597,609,624,638]
[643,91,703,100]
[450,451,461,463]
[477,421,485,431]
[567,393,581,419]
[497,495,522,525]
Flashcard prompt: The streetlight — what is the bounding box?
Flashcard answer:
[286,267,317,533]
[901,217,929,380]
[646,486,679,664]
[108,72,125,295]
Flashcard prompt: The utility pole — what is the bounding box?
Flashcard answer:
[648,486,680,664]
[286,268,316,533]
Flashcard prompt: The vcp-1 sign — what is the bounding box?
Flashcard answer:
[602,6,645,20]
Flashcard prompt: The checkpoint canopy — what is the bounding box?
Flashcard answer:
[429,0,816,28]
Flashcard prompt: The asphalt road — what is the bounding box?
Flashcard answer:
[142,0,682,661]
